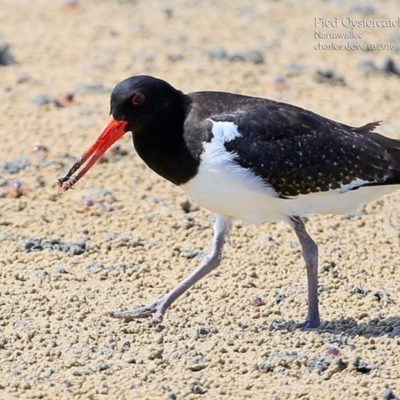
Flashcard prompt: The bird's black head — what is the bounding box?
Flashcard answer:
[110,75,187,135]
[57,75,190,193]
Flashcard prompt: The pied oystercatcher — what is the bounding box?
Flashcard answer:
[58,75,400,328]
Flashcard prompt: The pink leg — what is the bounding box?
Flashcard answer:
[289,216,320,328]
[110,215,232,323]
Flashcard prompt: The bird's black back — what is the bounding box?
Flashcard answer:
[187,91,400,197]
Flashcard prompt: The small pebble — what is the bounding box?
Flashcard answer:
[62,0,79,9]
[1,156,31,174]
[31,92,74,107]
[240,50,264,64]
[389,32,400,51]
[54,92,74,107]
[314,69,346,86]
[190,382,207,394]
[258,362,274,373]
[349,4,375,15]
[358,58,400,76]
[382,388,399,400]
[85,261,105,274]
[382,57,400,76]
[285,62,306,76]
[269,76,288,91]
[207,48,264,64]
[353,356,374,374]
[275,293,287,304]
[32,142,50,159]
[163,8,173,19]
[167,53,184,62]
[207,48,228,61]
[73,196,107,214]
[188,356,209,371]
[97,363,109,372]
[74,82,109,94]
[250,295,265,307]
[358,60,378,74]
[196,326,211,336]
[2,179,31,198]
[325,347,340,357]
[230,50,264,64]
[306,356,332,372]
[52,266,69,274]
[19,237,86,255]
[31,94,54,106]
[0,42,16,66]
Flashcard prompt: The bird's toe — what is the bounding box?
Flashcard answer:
[109,302,164,323]
[295,318,320,330]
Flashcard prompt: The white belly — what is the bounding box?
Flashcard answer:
[181,154,285,223]
[181,158,399,224]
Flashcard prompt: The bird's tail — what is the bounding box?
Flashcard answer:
[355,121,400,160]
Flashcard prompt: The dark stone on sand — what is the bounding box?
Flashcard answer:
[1,156,31,174]
[353,356,374,374]
[382,57,400,76]
[74,82,110,94]
[52,266,70,274]
[0,43,16,66]
[349,4,375,15]
[31,94,54,106]
[190,382,207,394]
[389,32,400,51]
[285,62,306,76]
[207,48,228,60]
[358,60,378,74]
[19,237,86,255]
[207,48,265,64]
[383,388,399,400]
[314,69,346,86]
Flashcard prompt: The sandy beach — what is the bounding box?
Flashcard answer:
[0,0,400,399]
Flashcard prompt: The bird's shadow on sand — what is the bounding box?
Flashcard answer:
[317,316,400,338]
[275,316,400,337]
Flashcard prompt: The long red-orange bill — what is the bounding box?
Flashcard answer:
[57,116,128,194]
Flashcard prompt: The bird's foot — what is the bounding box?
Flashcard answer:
[295,318,320,330]
[274,317,320,331]
[109,299,166,324]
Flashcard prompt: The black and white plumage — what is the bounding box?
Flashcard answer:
[58,75,400,328]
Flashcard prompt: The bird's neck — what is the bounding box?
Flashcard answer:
[132,111,200,186]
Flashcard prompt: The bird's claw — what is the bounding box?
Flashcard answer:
[273,317,320,331]
[109,301,165,324]
[295,319,320,330]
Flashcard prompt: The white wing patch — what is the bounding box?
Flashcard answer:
[207,119,242,142]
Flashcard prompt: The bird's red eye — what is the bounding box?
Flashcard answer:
[132,92,145,105]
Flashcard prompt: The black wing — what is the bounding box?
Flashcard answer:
[210,99,400,197]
